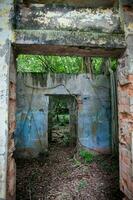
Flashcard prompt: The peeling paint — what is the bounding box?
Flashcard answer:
[15,73,111,156]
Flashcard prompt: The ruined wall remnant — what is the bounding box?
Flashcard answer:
[14,3,126,57]
[15,73,49,157]
[16,5,121,33]
[0,1,14,199]
[15,73,111,156]
[118,2,133,199]
[78,75,111,153]
[0,0,132,199]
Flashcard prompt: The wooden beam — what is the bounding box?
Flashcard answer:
[13,44,125,58]
[16,0,117,8]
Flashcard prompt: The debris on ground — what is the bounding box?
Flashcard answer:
[16,144,123,200]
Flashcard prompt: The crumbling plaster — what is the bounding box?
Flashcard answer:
[15,73,111,157]
[0,0,133,200]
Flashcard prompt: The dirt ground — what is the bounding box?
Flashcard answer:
[16,144,123,200]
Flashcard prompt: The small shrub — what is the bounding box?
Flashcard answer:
[78,180,87,191]
[79,150,94,163]
[62,132,71,146]
[59,114,69,126]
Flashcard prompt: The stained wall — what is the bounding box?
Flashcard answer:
[15,73,111,156]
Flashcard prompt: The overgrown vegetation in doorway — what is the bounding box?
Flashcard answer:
[48,96,77,147]
[17,55,83,73]
[16,54,120,199]
[17,55,118,74]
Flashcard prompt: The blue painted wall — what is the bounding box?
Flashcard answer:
[15,73,111,157]
[15,110,48,150]
[78,95,111,153]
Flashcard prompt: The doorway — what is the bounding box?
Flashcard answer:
[14,55,122,200]
[48,95,77,147]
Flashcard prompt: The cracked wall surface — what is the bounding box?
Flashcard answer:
[15,73,111,156]
[16,5,121,33]
[14,4,126,57]
[0,1,14,199]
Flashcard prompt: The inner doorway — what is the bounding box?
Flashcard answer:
[48,95,77,147]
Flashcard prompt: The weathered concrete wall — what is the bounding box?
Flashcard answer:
[16,5,121,33]
[0,1,14,199]
[13,3,126,57]
[15,73,49,157]
[78,75,111,153]
[67,98,77,145]
[15,73,111,156]
[16,73,109,96]
[118,2,133,200]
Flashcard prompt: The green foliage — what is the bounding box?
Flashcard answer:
[17,55,118,75]
[49,97,70,126]
[58,114,69,126]
[79,150,94,163]
[78,180,87,191]
[17,55,83,73]
[91,57,118,75]
[109,58,118,71]
[62,132,71,146]
[91,57,103,75]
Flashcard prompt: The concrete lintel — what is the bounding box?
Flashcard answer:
[13,30,126,57]
[16,4,121,33]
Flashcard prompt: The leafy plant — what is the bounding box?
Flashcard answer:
[17,55,83,73]
[109,58,118,71]
[17,55,118,75]
[62,132,71,146]
[58,114,69,126]
[78,180,87,191]
[91,57,103,75]
[91,57,118,75]
[79,150,94,163]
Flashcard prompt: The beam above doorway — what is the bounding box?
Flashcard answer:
[13,30,126,57]
[16,0,116,8]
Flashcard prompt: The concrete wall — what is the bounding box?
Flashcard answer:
[15,73,49,157]
[14,3,126,58]
[16,5,121,33]
[15,73,111,157]
[78,75,111,153]
[0,1,14,199]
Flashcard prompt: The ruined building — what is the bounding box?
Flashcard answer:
[0,0,133,199]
